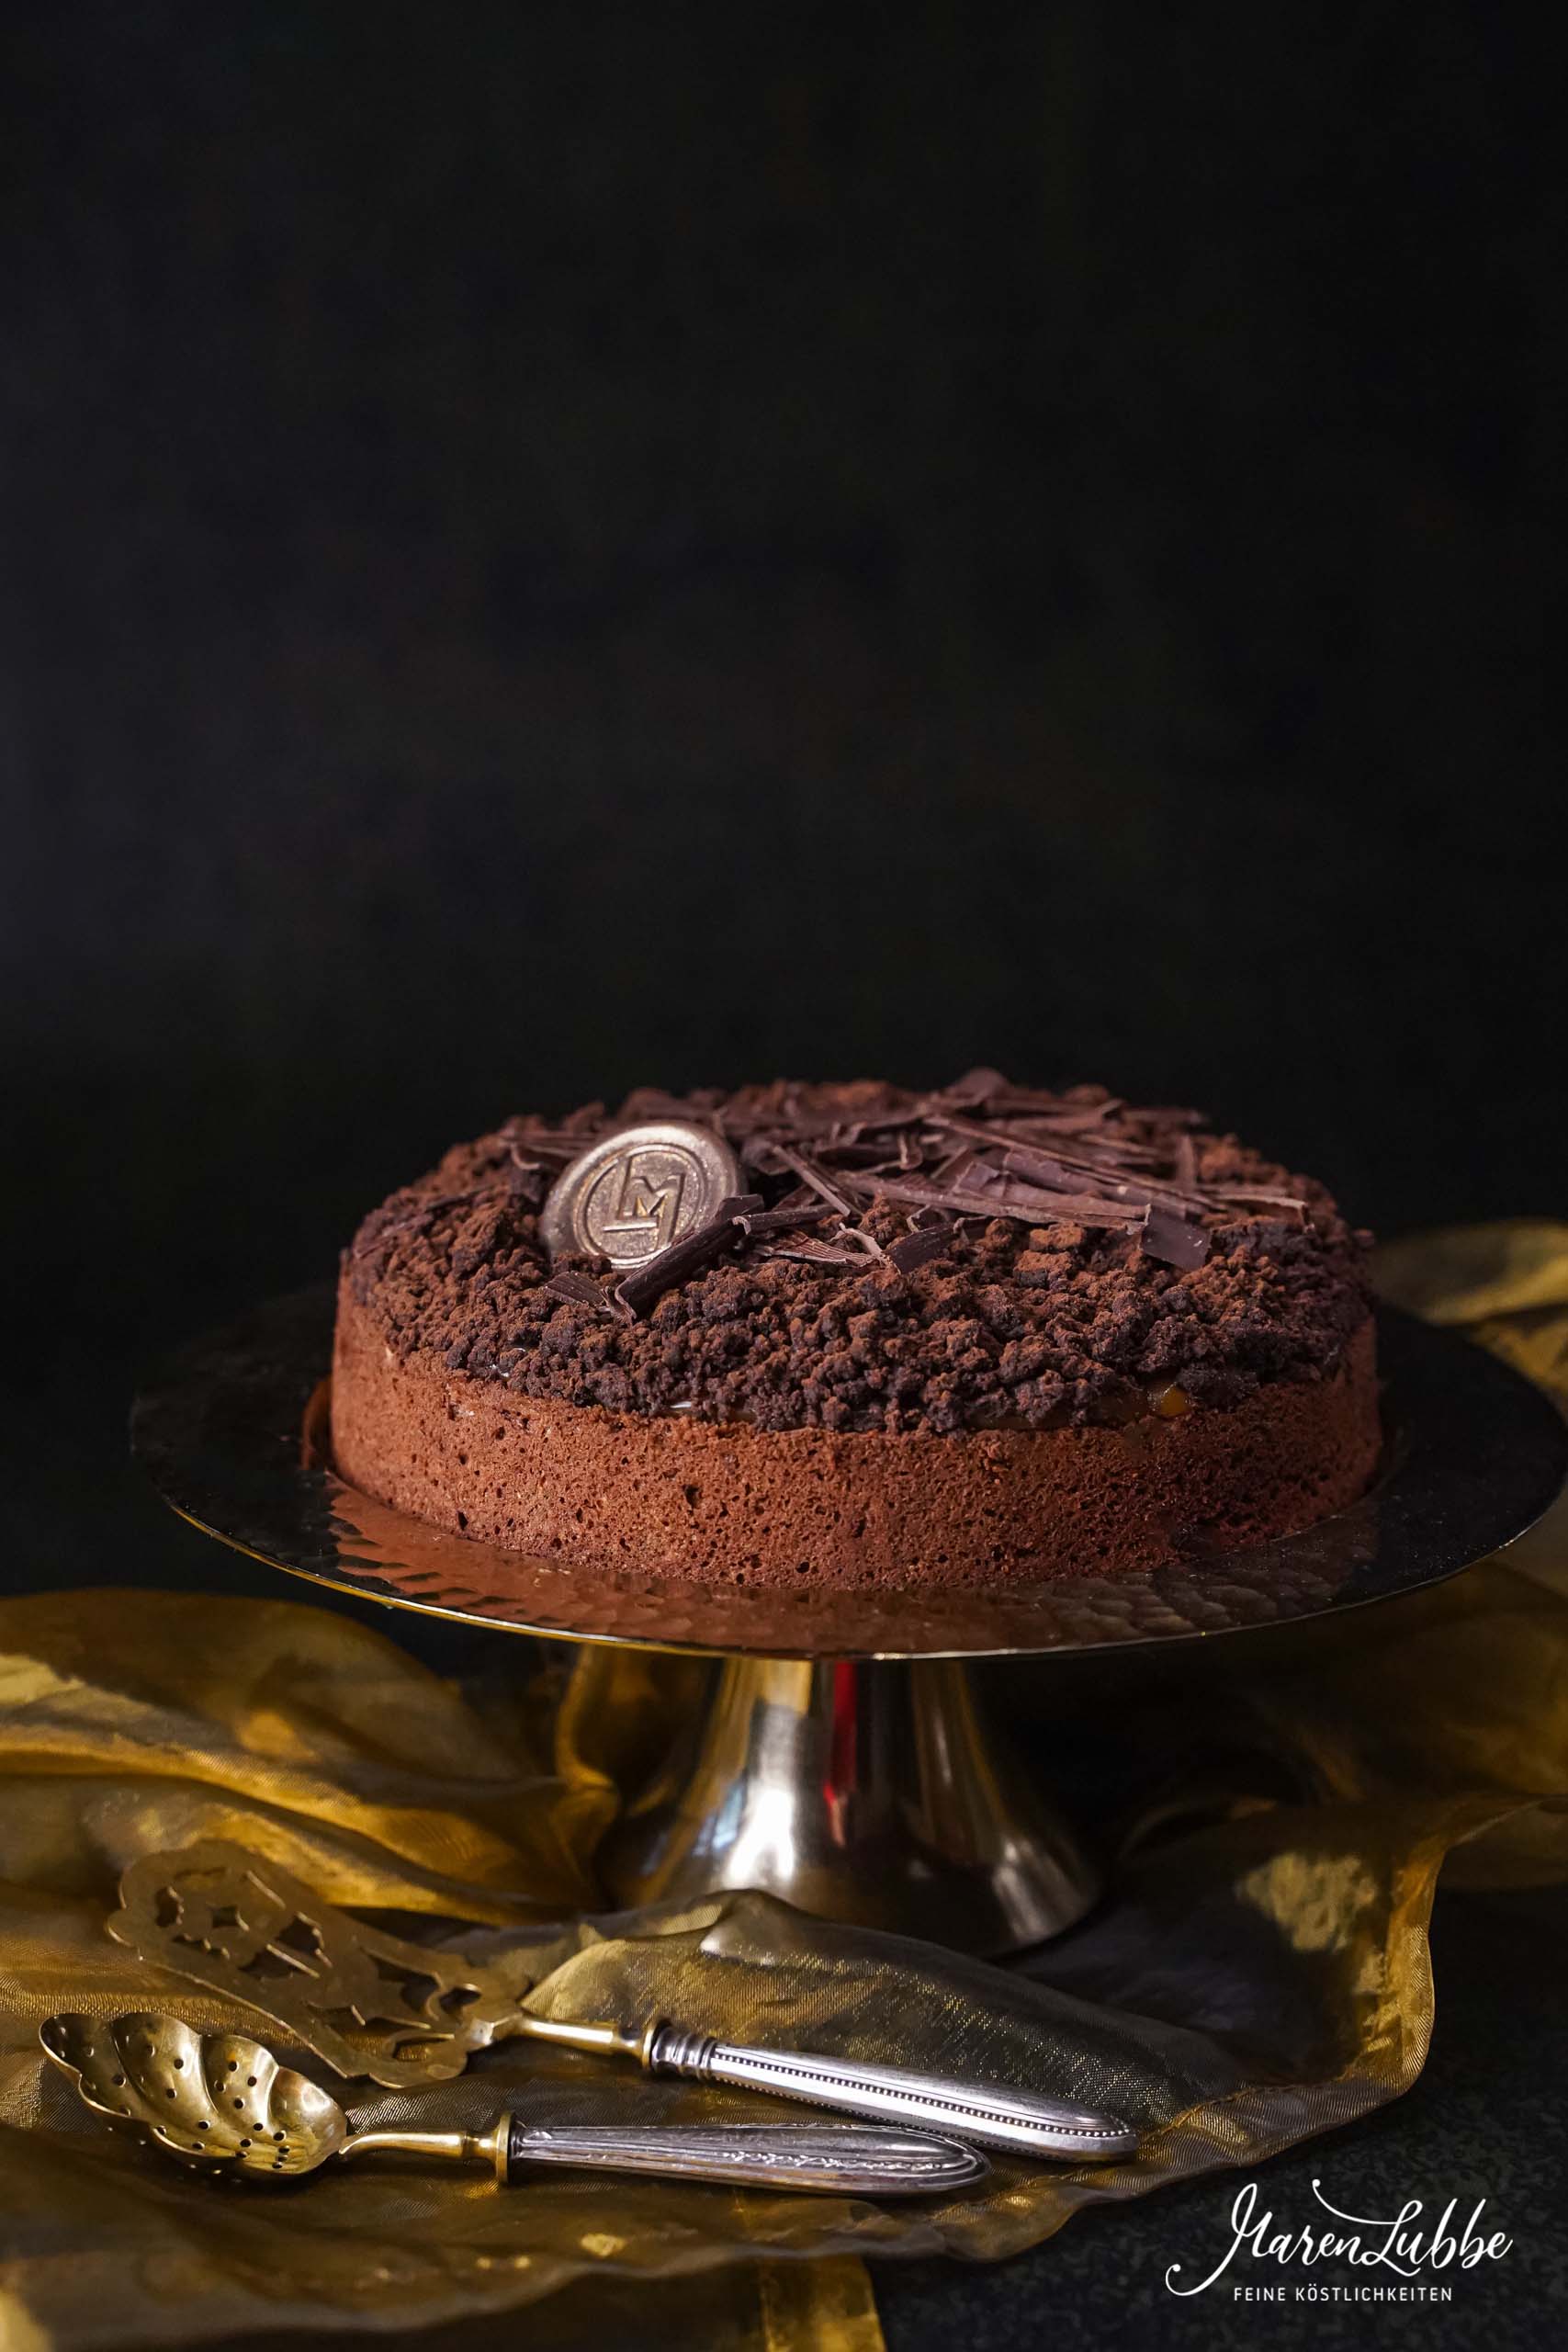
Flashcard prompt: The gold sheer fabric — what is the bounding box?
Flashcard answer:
[1,1223,1565,2350]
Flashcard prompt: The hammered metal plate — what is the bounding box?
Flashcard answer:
[130,1290,1567,1662]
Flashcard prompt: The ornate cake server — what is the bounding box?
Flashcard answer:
[41,2011,986,2196]
[110,1841,1137,2162]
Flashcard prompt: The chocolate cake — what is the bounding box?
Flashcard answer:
[331,1077,1380,1589]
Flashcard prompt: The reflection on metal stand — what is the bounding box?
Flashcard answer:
[602,1653,1099,1951]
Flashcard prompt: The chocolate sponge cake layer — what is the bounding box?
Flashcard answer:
[332,1077,1379,1587]
[333,1295,1377,1587]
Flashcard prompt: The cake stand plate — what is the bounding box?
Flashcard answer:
[132,1292,1568,1955]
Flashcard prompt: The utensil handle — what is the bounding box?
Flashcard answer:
[504,2118,985,2195]
[648,2025,1137,2162]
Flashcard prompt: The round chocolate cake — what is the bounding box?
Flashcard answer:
[332,1077,1380,1589]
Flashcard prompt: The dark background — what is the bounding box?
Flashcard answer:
[6,4,1566,1487]
[2,11,1566,2346]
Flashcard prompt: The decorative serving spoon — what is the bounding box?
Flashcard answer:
[40,2011,987,2196]
[111,1842,1139,2162]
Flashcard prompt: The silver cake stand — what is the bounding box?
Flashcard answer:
[132,1292,1568,1957]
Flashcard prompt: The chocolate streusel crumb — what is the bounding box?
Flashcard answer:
[344,1078,1371,1437]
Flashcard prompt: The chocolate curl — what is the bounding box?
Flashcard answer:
[614,1193,764,1316]
[733,1204,836,1237]
[544,1269,634,1320]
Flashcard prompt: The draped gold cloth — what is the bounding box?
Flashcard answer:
[1,1223,1565,2350]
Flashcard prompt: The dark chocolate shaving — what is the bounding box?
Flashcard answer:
[997,1141,1161,1206]
[760,1235,873,1268]
[931,1145,995,1190]
[865,1174,1144,1229]
[887,1226,953,1272]
[929,1114,1164,1184]
[1208,1185,1311,1218]
[770,1144,854,1216]
[937,1067,1010,1107]
[1139,1205,1212,1271]
[734,1204,835,1236]
[613,1193,764,1316]
[546,1270,632,1319]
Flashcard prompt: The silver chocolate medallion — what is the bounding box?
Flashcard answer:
[540,1122,742,1269]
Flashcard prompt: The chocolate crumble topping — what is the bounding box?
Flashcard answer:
[344,1078,1373,1436]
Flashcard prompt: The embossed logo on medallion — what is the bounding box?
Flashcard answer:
[540,1122,741,1268]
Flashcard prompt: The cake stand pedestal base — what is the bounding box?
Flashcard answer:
[602,1656,1099,1953]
